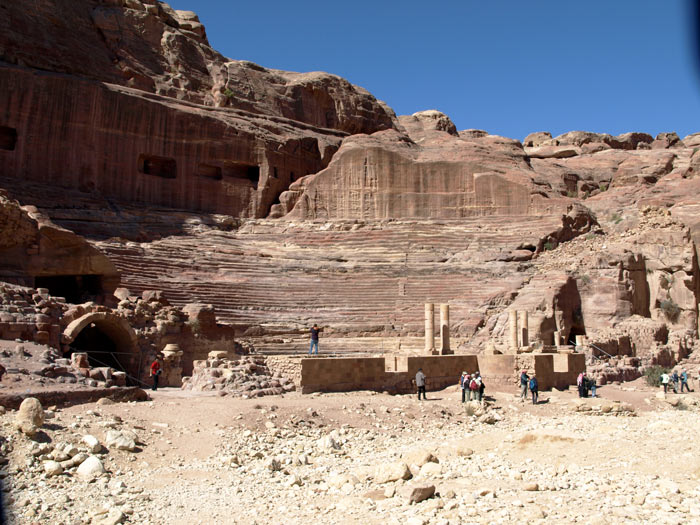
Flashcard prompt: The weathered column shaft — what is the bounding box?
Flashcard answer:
[424,303,434,352]
[440,304,450,352]
[509,310,518,349]
[518,310,529,347]
[553,330,561,347]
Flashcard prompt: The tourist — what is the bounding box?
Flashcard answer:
[660,371,670,394]
[150,355,162,391]
[589,373,597,398]
[529,374,538,405]
[672,370,680,393]
[415,368,427,400]
[680,369,690,393]
[519,369,529,402]
[469,373,480,402]
[577,372,585,398]
[308,323,322,355]
[460,371,470,403]
[478,372,486,401]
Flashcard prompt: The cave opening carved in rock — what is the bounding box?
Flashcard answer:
[35,275,104,304]
[0,126,17,151]
[223,162,260,189]
[63,313,140,385]
[138,154,177,179]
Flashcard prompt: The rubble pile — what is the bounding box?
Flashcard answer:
[182,353,296,397]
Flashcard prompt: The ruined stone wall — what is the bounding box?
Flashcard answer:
[297,353,580,394]
[265,356,302,386]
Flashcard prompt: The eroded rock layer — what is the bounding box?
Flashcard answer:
[1,0,700,375]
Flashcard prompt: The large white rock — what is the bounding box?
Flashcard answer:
[76,455,106,480]
[43,460,63,477]
[401,448,438,468]
[374,462,412,484]
[317,434,340,451]
[82,434,102,453]
[15,397,44,437]
[418,462,442,478]
[105,430,136,452]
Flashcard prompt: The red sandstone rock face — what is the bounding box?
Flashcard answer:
[0,0,396,219]
[281,117,572,220]
[0,192,118,295]
[0,0,394,135]
[2,0,700,377]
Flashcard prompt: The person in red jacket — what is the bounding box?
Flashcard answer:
[150,355,162,391]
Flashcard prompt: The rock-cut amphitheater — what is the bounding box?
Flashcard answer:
[0,0,700,396]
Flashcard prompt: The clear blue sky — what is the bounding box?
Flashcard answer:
[168,0,700,140]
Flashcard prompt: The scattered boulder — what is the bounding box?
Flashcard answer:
[105,430,136,452]
[43,460,64,477]
[374,462,412,484]
[82,434,102,453]
[401,448,438,468]
[76,455,106,480]
[15,397,44,437]
[404,484,435,504]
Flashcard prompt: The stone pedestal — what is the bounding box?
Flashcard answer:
[439,304,452,354]
[424,303,435,353]
[71,352,89,369]
[518,311,528,347]
[508,310,518,350]
[161,343,183,387]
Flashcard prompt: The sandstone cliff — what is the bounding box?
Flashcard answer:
[1,0,700,380]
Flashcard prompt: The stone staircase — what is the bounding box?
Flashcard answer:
[96,216,561,352]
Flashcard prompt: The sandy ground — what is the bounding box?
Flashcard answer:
[2,380,700,524]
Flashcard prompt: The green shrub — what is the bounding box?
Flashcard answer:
[599,183,608,191]
[543,241,555,251]
[643,365,670,387]
[659,299,680,321]
[611,213,623,224]
[223,88,235,99]
[566,190,577,198]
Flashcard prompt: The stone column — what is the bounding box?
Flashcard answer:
[553,330,561,347]
[440,304,451,354]
[575,335,585,347]
[424,303,434,353]
[509,310,518,350]
[518,310,529,347]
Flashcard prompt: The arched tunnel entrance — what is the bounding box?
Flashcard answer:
[72,323,123,371]
[63,313,140,386]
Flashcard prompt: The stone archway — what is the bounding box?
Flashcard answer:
[63,312,140,384]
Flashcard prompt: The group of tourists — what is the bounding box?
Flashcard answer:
[459,370,486,402]
[576,372,597,398]
[660,368,692,394]
[519,370,539,404]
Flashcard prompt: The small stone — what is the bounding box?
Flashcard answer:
[524,482,539,491]
[76,455,106,480]
[406,484,435,504]
[82,434,102,454]
[43,460,63,477]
